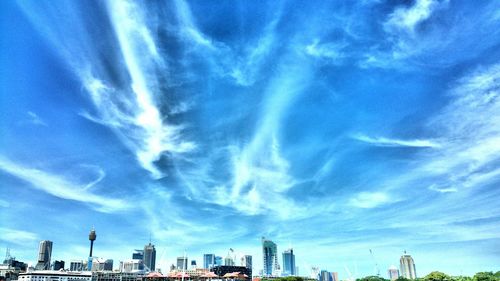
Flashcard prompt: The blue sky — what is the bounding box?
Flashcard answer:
[1,0,499,278]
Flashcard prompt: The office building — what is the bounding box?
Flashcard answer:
[214,257,222,267]
[319,270,338,281]
[241,255,252,270]
[388,265,399,280]
[120,259,144,273]
[203,254,215,269]
[132,250,144,261]
[52,261,65,271]
[262,237,279,276]
[143,243,156,271]
[282,249,295,276]
[35,241,53,270]
[69,261,84,271]
[400,252,417,279]
[91,258,113,271]
[176,257,188,271]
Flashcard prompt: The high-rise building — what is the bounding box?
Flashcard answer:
[282,249,295,276]
[52,260,65,271]
[319,270,338,281]
[388,265,400,280]
[262,237,279,276]
[35,240,53,270]
[177,257,188,271]
[132,250,144,260]
[214,256,223,267]
[400,252,416,279]
[203,254,215,269]
[120,259,144,273]
[69,260,84,271]
[143,243,156,271]
[91,258,113,271]
[241,255,252,270]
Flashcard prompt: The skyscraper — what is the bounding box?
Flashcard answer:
[262,237,279,276]
[241,255,252,269]
[203,254,215,269]
[388,265,400,280]
[132,250,144,260]
[177,257,188,271]
[400,252,417,279]
[143,243,156,271]
[35,240,53,270]
[282,248,295,276]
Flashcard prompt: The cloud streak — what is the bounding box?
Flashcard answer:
[353,134,441,148]
[0,157,129,212]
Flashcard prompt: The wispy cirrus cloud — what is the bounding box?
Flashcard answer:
[0,157,129,213]
[26,111,48,126]
[0,227,38,245]
[353,134,441,148]
[18,1,196,179]
[349,191,395,209]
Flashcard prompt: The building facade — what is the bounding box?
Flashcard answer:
[400,253,416,280]
[18,271,91,281]
[176,257,187,271]
[36,241,53,270]
[143,244,156,272]
[214,257,222,267]
[282,249,295,276]
[120,259,144,273]
[69,261,84,272]
[203,254,215,269]
[241,255,252,271]
[262,237,279,276]
[53,261,65,271]
[388,265,399,281]
[132,250,144,261]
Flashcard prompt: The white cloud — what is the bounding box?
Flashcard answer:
[305,39,346,62]
[385,0,446,34]
[0,157,129,213]
[0,227,38,245]
[428,184,457,193]
[349,192,394,208]
[27,111,48,126]
[353,134,441,148]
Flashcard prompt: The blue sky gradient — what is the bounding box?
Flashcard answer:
[1,0,499,278]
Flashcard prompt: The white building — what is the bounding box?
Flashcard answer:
[388,265,399,280]
[18,271,91,281]
[400,253,417,279]
[119,259,144,273]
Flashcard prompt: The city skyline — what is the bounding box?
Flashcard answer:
[1,0,499,279]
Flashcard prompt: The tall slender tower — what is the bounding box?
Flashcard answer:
[89,228,97,257]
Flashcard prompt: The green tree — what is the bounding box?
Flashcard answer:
[424,271,452,281]
[395,277,411,281]
[357,276,389,281]
[473,272,498,281]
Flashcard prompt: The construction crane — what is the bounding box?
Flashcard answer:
[369,249,380,277]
